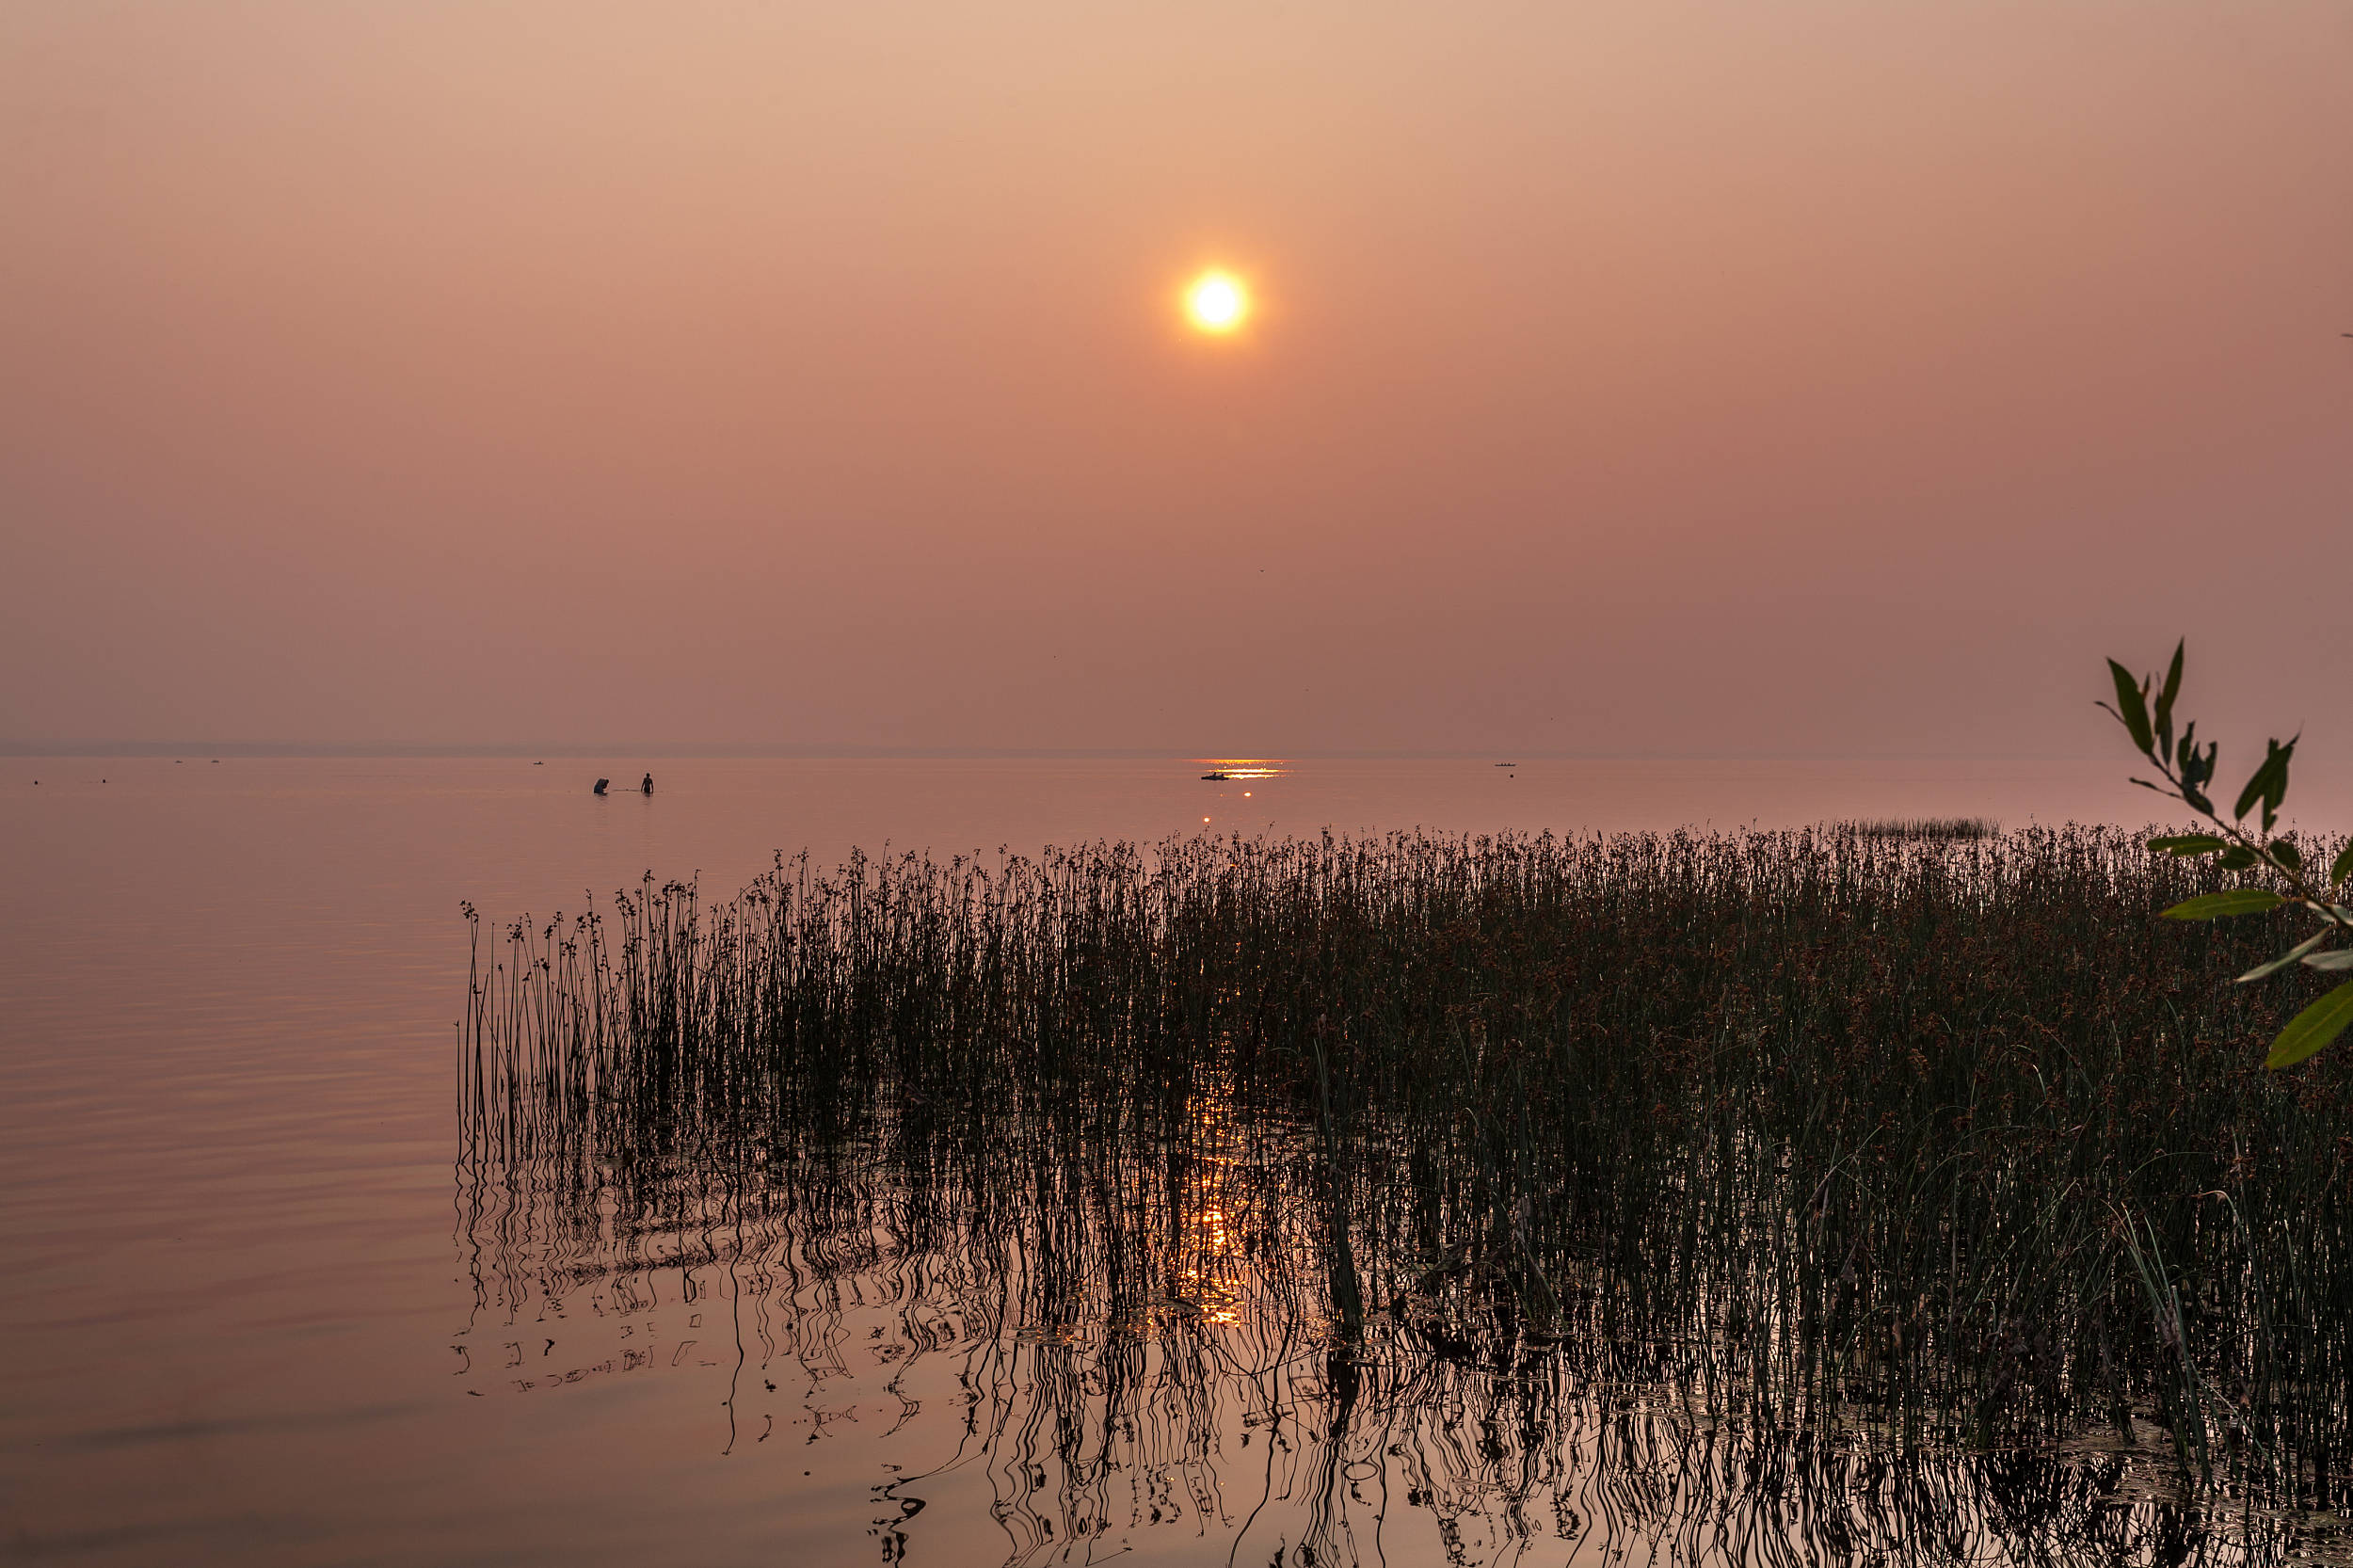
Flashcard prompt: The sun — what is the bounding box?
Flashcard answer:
[1184,270,1249,334]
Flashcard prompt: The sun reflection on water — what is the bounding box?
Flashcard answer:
[1197,759,1286,783]
[1171,1070,1245,1329]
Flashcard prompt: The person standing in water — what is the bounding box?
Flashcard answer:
[640,773,654,795]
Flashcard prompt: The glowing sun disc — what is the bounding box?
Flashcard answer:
[1185,271,1249,333]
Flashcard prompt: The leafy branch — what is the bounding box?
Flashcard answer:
[2100,640,2353,1068]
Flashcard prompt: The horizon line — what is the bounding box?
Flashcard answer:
[1,740,2133,764]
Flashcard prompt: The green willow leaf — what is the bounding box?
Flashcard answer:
[2217,846,2258,872]
[2332,841,2353,887]
[2304,950,2353,973]
[2266,977,2353,1069]
[2148,834,2229,856]
[2272,840,2303,872]
[2234,765,2266,821]
[2107,661,2154,754]
[2239,929,2332,984]
[2236,739,2292,824]
[2177,724,2212,787]
[2162,889,2284,920]
[2154,640,2184,759]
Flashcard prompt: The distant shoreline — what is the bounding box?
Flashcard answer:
[0,743,2122,763]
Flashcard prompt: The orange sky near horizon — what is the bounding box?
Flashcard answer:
[2,1,2347,757]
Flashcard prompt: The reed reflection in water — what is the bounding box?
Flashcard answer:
[456,826,2353,1566]
[457,1096,2276,1567]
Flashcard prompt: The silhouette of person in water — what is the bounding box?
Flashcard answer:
[593,778,610,795]
[641,773,654,795]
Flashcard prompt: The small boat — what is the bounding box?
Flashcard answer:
[1494,761,1517,768]
[1201,770,1232,780]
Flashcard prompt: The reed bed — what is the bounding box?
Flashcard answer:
[1852,817,2001,840]
[461,823,2353,1529]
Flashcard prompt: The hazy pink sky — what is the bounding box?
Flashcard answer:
[3,1,2347,757]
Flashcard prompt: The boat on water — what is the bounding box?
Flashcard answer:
[1201,770,1232,780]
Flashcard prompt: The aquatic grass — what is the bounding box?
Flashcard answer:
[460,822,2353,1522]
[1853,817,2001,840]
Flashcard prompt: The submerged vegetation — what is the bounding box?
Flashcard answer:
[462,823,2353,1560]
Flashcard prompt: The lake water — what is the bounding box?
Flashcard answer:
[2,755,2335,1566]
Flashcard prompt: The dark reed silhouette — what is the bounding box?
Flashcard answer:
[1852,817,1999,841]
[458,824,2353,1563]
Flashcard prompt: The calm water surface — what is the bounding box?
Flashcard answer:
[2,757,2328,1565]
